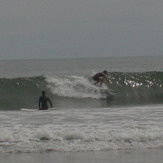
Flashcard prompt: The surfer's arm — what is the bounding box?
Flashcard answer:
[48,98,53,108]
[38,98,41,109]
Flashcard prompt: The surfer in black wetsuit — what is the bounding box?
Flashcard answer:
[92,70,108,87]
[39,91,53,110]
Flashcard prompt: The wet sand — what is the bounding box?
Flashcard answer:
[0,149,162,163]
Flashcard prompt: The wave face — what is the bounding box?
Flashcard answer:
[0,71,162,110]
[0,76,47,110]
[106,71,163,105]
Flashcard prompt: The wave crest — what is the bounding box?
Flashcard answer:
[46,75,110,99]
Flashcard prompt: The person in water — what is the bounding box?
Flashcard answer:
[92,70,108,87]
[39,91,53,110]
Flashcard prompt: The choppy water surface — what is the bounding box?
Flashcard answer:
[0,56,163,153]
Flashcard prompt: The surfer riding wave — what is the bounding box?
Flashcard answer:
[92,70,108,87]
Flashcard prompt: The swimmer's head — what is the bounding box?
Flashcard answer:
[42,91,46,96]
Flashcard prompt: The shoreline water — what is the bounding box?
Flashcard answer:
[0,105,163,153]
[0,149,163,163]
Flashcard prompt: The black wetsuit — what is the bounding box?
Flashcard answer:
[39,96,52,110]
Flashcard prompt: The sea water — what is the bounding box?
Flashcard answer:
[0,56,163,153]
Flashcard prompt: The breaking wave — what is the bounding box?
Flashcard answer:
[0,71,162,110]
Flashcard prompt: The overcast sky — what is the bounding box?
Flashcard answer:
[0,0,163,60]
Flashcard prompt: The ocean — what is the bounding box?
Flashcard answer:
[0,56,163,157]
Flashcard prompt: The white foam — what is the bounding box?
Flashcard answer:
[0,105,163,153]
[46,76,109,99]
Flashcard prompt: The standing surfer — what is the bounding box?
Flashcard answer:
[39,91,53,110]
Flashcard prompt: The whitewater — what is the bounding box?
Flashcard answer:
[0,56,163,153]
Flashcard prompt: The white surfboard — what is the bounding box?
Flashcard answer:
[21,108,57,111]
[20,108,38,111]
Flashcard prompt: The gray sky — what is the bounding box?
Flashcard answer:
[0,0,163,60]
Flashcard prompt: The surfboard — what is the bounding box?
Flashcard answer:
[21,108,57,111]
[21,108,38,111]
